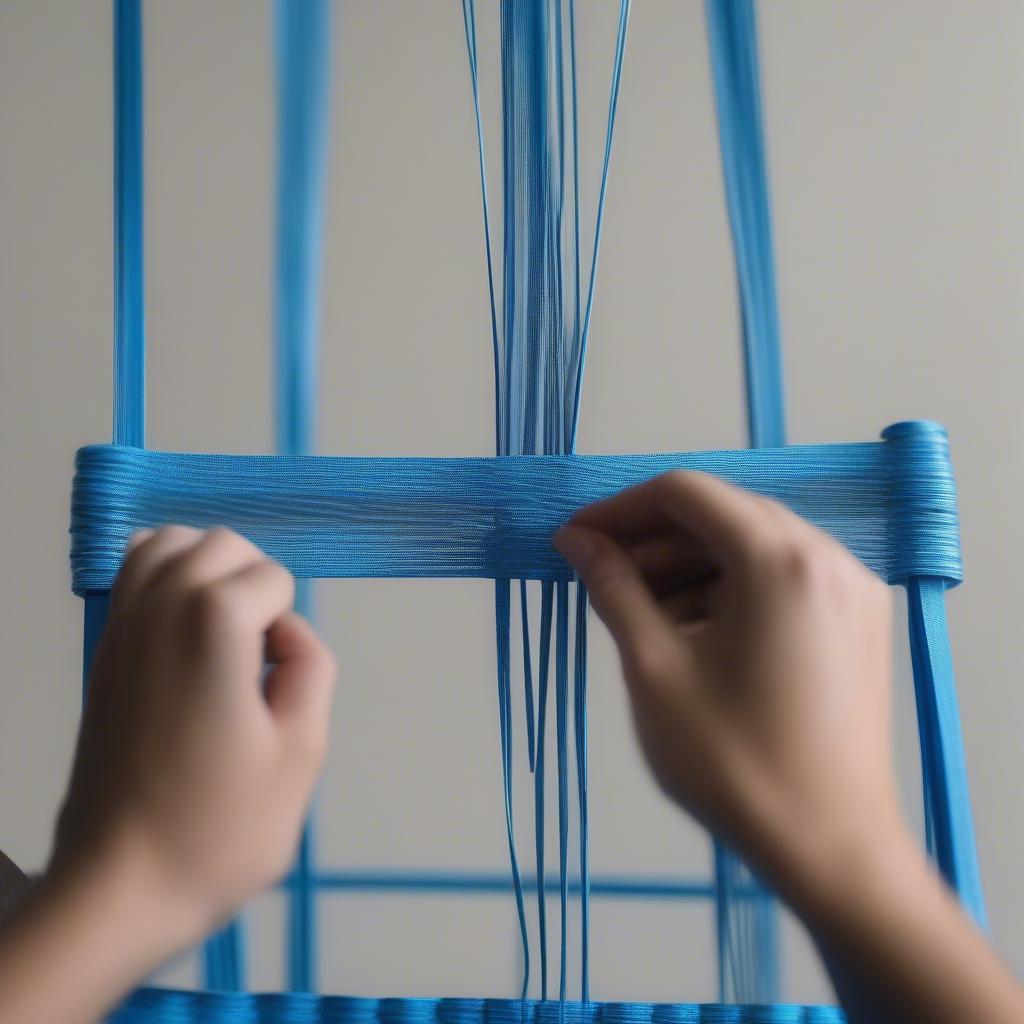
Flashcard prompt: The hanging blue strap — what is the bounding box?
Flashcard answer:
[274,0,332,993]
[705,0,785,450]
[88,0,144,709]
[906,578,987,927]
[113,0,145,450]
[705,0,781,1002]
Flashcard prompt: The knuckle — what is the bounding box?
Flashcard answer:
[188,581,241,633]
[265,559,295,597]
[658,469,694,503]
[157,524,198,546]
[584,560,621,598]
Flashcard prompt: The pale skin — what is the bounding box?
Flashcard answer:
[0,475,1021,1022]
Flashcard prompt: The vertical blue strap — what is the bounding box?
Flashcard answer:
[705,0,781,1003]
[113,0,145,448]
[906,578,987,927]
[274,0,332,992]
[572,584,590,1002]
[705,0,785,449]
[274,0,331,460]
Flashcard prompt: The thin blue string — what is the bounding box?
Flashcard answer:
[463,3,632,999]
[496,580,532,1000]
[535,582,554,999]
[567,0,631,451]
[572,586,589,1002]
[555,581,570,1002]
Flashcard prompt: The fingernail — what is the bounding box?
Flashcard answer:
[554,526,595,571]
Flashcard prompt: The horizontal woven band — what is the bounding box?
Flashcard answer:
[70,420,960,594]
[110,991,845,1024]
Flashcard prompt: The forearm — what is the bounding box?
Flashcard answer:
[0,837,203,1024]
[774,817,1023,1024]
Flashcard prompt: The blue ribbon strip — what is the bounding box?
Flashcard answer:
[71,421,962,594]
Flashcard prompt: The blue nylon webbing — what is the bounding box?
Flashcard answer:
[706,0,784,451]
[906,578,987,926]
[113,0,144,449]
[274,0,331,994]
[108,992,844,1024]
[90,0,144,689]
[89,1,984,1016]
[705,0,782,1002]
[70,422,963,594]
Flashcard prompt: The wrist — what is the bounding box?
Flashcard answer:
[46,820,212,967]
[766,803,929,934]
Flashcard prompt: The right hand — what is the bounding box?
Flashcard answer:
[53,526,336,943]
[554,470,901,887]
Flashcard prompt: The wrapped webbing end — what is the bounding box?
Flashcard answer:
[880,420,962,587]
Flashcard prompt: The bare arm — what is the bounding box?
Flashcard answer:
[0,527,336,1024]
[555,471,1022,1024]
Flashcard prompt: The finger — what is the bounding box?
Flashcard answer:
[571,470,780,569]
[626,532,717,595]
[263,613,336,768]
[659,581,716,626]
[150,527,269,597]
[110,525,202,614]
[201,558,297,639]
[554,524,681,681]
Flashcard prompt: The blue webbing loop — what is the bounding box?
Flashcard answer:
[706,0,783,1001]
[273,0,332,993]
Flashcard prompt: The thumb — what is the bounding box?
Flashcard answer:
[554,524,680,679]
[264,613,336,771]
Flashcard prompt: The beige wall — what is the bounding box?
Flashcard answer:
[1,0,1022,1005]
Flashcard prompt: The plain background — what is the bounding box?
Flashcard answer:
[1,0,1022,1007]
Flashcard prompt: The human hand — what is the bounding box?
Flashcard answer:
[53,526,336,945]
[554,471,901,892]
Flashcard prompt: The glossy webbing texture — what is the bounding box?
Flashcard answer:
[71,422,961,592]
[706,0,784,999]
[108,992,845,1024]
